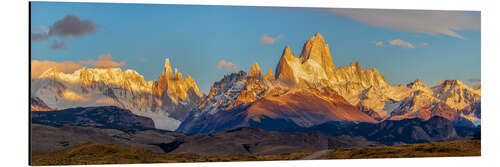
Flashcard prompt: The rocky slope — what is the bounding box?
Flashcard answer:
[32,106,156,129]
[30,59,202,130]
[167,127,379,156]
[31,97,54,111]
[178,33,481,134]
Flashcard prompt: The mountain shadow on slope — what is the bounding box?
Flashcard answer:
[230,115,463,146]
[31,106,155,130]
[304,116,460,145]
[161,127,380,156]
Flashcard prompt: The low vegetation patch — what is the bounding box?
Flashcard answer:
[31,140,480,165]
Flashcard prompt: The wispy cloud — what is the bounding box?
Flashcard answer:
[418,42,429,47]
[50,40,67,50]
[473,84,481,89]
[31,54,127,78]
[389,39,415,48]
[330,9,480,39]
[216,60,239,71]
[260,34,283,44]
[31,15,98,49]
[79,54,126,68]
[467,77,481,83]
[374,41,385,47]
[375,39,428,48]
[31,33,48,41]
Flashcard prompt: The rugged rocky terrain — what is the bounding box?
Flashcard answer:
[32,106,156,130]
[31,59,202,130]
[30,106,380,156]
[165,127,380,156]
[30,33,481,133]
[178,33,481,134]
[30,33,481,164]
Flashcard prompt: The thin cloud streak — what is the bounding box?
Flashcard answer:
[331,9,480,39]
[374,41,384,47]
[79,54,126,68]
[467,78,481,83]
[216,60,239,71]
[260,34,283,44]
[389,39,415,48]
[50,40,67,50]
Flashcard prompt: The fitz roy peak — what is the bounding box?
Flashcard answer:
[30,33,481,133]
[178,33,481,134]
[31,58,202,130]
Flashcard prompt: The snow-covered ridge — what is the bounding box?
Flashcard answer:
[182,33,481,133]
[31,58,202,130]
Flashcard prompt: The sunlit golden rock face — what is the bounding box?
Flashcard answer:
[433,80,481,111]
[180,33,481,134]
[274,33,389,92]
[246,88,377,127]
[248,63,264,79]
[264,68,274,81]
[299,33,336,78]
[32,58,203,130]
[272,33,392,119]
[275,45,299,85]
[154,59,203,103]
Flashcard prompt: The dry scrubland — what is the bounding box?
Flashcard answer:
[31,140,480,165]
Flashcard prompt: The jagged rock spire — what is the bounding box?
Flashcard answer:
[264,67,275,80]
[249,62,264,78]
[161,58,173,79]
[275,45,299,84]
[299,33,336,78]
[155,58,202,99]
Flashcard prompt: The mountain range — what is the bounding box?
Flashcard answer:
[31,106,478,156]
[31,33,481,133]
[31,59,202,130]
[177,33,481,134]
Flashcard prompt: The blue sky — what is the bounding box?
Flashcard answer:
[30,2,481,93]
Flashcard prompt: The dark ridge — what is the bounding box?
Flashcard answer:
[248,116,303,132]
[31,106,156,131]
[241,116,463,145]
[153,140,184,153]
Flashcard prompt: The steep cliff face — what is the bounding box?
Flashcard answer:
[275,45,301,85]
[178,69,376,134]
[31,58,202,130]
[299,33,336,78]
[154,59,202,101]
[179,33,481,134]
[31,97,54,111]
[432,80,481,111]
[272,33,391,118]
[264,68,275,81]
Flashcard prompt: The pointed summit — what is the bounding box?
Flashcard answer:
[275,45,300,83]
[162,58,173,78]
[299,33,336,78]
[406,79,428,91]
[282,45,293,59]
[249,62,264,78]
[154,58,202,99]
[433,79,481,111]
[173,68,183,80]
[312,32,325,42]
[264,67,275,80]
